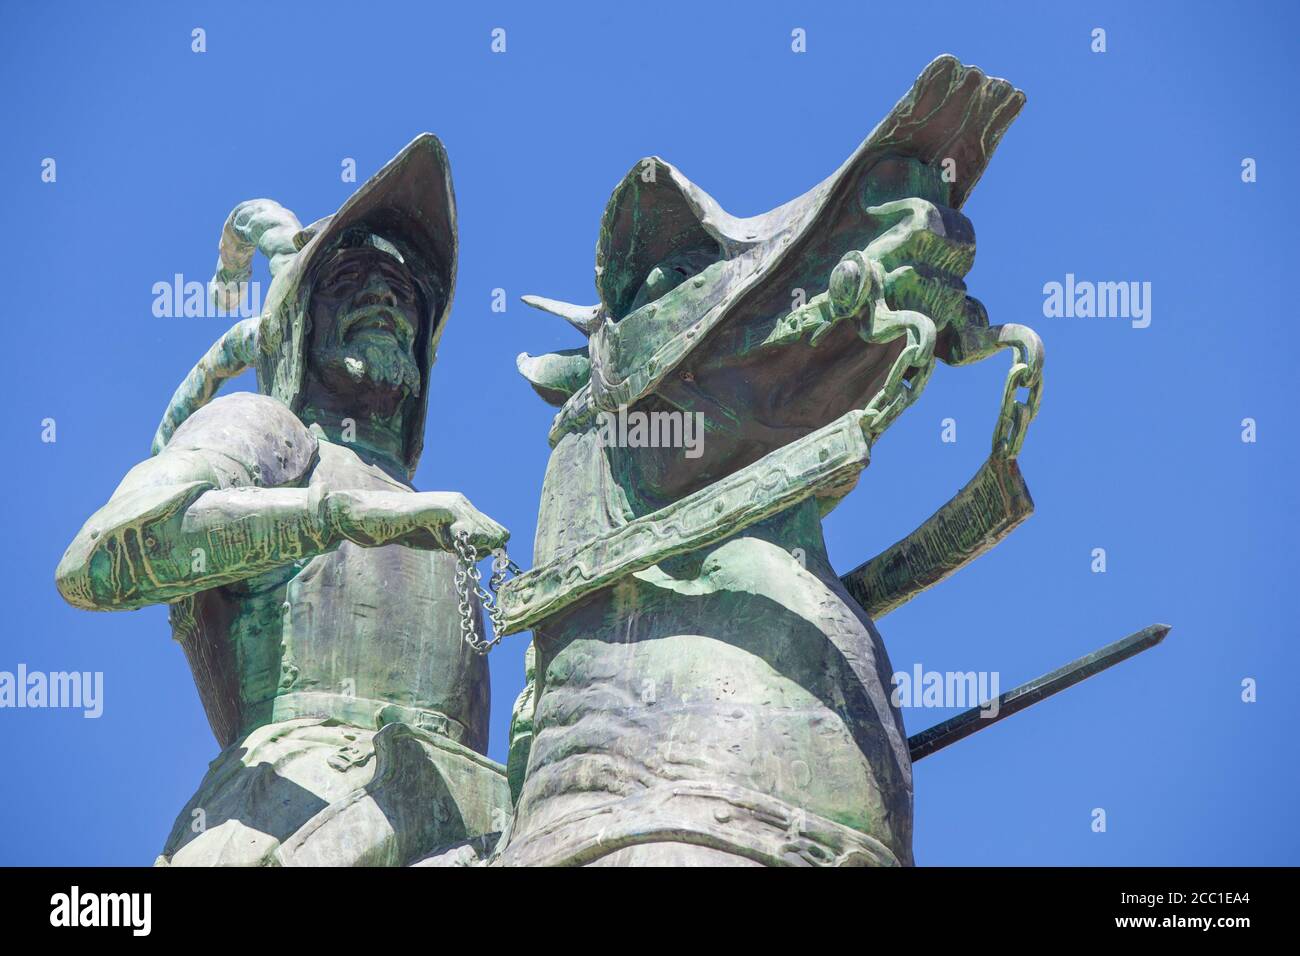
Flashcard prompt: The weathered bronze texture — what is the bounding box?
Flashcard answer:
[53,58,1171,869]
[497,56,1036,867]
[55,135,512,866]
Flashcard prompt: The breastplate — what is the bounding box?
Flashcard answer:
[172,440,490,753]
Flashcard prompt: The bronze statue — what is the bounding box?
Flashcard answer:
[493,56,1165,866]
[55,135,512,866]
[55,59,1168,868]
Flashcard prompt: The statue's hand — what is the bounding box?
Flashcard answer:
[325,490,510,554]
[436,493,511,553]
[859,198,977,334]
[771,197,979,348]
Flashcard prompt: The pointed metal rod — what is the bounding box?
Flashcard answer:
[520,295,602,335]
[907,623,1171,762]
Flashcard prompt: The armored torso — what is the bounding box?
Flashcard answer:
[497,430,913,866]
[170,401,489,754]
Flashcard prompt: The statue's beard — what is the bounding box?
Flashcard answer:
[311,338,422,419]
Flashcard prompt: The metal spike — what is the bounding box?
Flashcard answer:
[907,624,1172,762]
[520,295,602,335]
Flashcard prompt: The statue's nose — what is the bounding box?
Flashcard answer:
[356,274,397,308]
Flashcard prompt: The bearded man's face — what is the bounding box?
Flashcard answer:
[306,246,423,418]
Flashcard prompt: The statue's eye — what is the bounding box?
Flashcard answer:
[380,266,416,302]
[323,267,361,296]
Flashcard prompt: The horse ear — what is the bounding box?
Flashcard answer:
[516,348,591,406]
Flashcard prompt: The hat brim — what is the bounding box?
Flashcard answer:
[594,56,1023,318]
[586,56,1024,413]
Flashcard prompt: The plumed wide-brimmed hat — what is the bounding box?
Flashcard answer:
[154,133,458,476]
[518,56,1024,423]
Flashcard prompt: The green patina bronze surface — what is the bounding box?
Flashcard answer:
[54,57,1167,868]
[497,408,873,635]
[56,134,512,866]
[495,56,1038,867]
[841,455,1035,620]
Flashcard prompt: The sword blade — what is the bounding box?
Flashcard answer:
[907,623,1171,762]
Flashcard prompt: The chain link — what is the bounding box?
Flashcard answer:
[990,325,1044,459]
[861,330,936,439]
[454,530,522,655]
[824,251,940,442]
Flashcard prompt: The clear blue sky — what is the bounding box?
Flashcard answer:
[1,0,1296,866]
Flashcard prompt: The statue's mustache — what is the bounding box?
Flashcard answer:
[340,304,415,342]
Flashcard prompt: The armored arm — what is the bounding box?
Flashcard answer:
[56,392,326,610]
[56,393,507,612]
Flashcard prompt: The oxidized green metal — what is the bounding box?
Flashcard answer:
[55,134,513,866]
[497,56,1033,867]
[496,55,1167,868]
[51,57,1169,869]
[841,455,1034,619]
[497,408,873,635]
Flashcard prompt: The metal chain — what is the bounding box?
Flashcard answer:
[992,362,1041,458]
[826,251,939,442]
[861,327,937,440]
[454,530,522,655]
[990,325,1044,460]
